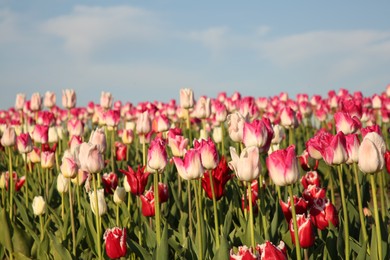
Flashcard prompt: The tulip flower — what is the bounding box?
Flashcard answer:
[271,124,285,145]
[16,133,33,154]
[173,148,204,180]
[280,106,297,128]
[37,111,55,127]
[104,110,120,129]
[32,196,46,215]
[43,91,56,109]
[214,101,227,123]
[68,135,82,154]
[113,186,126,204]
[226,111,245,143]
[361,124,382,138]
[103,227,127,259]
[180,88,195,109]
[78,142,105,174]
[140,189,155,217]
[302,185,326,206]
[115,142,127,161]
[102,172,118,195]
[266,145,299,186]
[358,132,386,174]
[305,129,332,160]
[168,134,188,157]
[100,91,113,109]
[30,92,42,111]
[1,126,16,147]
[255,241,287,260]
[15,93,25,111]
[229,245,258,260]
[89,189,107,216]
[62,89,76,109]
[136,110,151,135]
[194,138,219,170]
[60,152,78,178]
[28,147,41,163]
[57,173,70,193]
[48,126,58,143]
[32,124,49,144]
[193,96,211,119]
[297,150,319,171]
[67,118,84,137]
[321,132,348,165]
[153,182,169,203]
[289,214,315,248]
[152,115,170,133]
[4,171,25,192]
[345,134,360,164]
[121,129,134,144]
[201,156,233,201]
[334,112,361,134]
[310,198,339,230]
[384,150,390,174]
[242,118,273,152]
[89,127,107,153]
[71,169,88,186]
[300,171,321,189]
[41,150,55,169]
[147,137,167,173]
[229,146,260,182]
[280,196,308,223]
[119,165,151,196]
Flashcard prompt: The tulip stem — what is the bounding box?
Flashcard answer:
[142,138,146,167]
[111,129,115,172]
[369,174,383,260]
[208,171,220,248]
[45,168,49,202]
[69,182,76,256]
[288,185,302,260]
[259,175,269,241]
[247,182,255,249]
[76,174,81,214]
[328,168,335,205]
[221,123,225,156]
[187,180,193,239]
[337,165,349,260]
[352,163,369,250]
[24,154,28,208]
[39,214,44,241]
[92,174,102,260]
[137,197,143,246]
[154,172,161,246]
[378,171,386,221]
[8,147,14,221]
[116,203,120,227]
[289,128,295,146]
[193,180,203,260]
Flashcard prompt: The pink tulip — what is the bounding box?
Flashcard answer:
[15,93,25,111]
[100,91,113,109]
[193,96,211,119]
[62,89,76,109]
[89,127,107,153]
[147,137,167,173]
[36,111,55,127]
[193,138,219,170]
[279,107,297,128]
[152,115,170,133]
[67,118,84,137]
[242,118,273,152]
[41,150,55,169]
[61,151,79,178]
[305,130,332,160]
[345,134,360,164]
[358,132,385,174]
[179,88,195,109]
[43,91,56,109]
[229,146,260,182]
[173,148,204,180]
[30,92,42,111]
[104,110,120,128]
[79,142,105,174]
[16,133,33,153]
[1,126,16,147]
[136,111,151,135]
[341,99,362,119]
[266,145,299,186]
[214,101,227,123]
[322,132,348,165]
[168,133,188,157]
[334,112,361,134]
[32,124,49,144]
[226,111,245,143]
[121,129,134,144]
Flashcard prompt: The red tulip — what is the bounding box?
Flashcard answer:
[37,111,55,127]
[310,198,339,230]
[297,150,319,171]
[119,165,151,196]
[300,171,321,189]
[201,156,233,201]
[384,150,390,174]
[280,196,308,223]
[103,227,127,259]
[5,171,25,192]
[140,189,155,217]
[255,241,287,260]
[115,142,127,161]
[241,180,259,216]
[152,182,169,203]
[230,245,258,260]
[302,185,326,207]
[102,172,118,195]
[289,214,315,248]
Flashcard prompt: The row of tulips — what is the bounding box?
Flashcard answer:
[0,86,389,259]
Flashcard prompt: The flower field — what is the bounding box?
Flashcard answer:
[0,87,389,259]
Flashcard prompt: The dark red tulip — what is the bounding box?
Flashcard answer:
[102,172,118,195]
[310,198,339,230]
[289,214,315,248]
[140,190,155,217]
[119,165,151,196]
[115,142,127,161]
[103,227,127,259]
[255,241,287,260]
[300,171,321,189]
[280,196,308,223]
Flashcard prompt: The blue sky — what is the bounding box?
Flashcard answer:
[1,1,390,109]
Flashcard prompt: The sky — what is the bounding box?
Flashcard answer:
[1,0,390,109]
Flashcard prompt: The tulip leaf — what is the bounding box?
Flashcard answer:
[325,228,338,260]
[370,224,378,260]
[212,235,229,260]
[356,238,368,260]
[223,204,233,237]
[38,234,49,259]
[0,209,13,254]
[12,224,32,257]
[13,252,31,260]
[48,232,72,260]
[128,238,152,260]
[153,223,168,260]
[13,197,33,231]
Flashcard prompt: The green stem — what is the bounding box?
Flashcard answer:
[328,168,335,205]
[378,171,386,221]
[45,168,49,202]
[116,203,120,227]
[137,197,143,246]
[288,185,302,260]
[76,174,81,214]
[39,214,44,241]
[142,137,146,167]
[221,123,225,156]
[370,174,383,260]
[1,188,4,208]
[154,172,161,246]
[337,165,349,260]
[187,180,193,239]
[92,174,102,260]
[111,129,115,172]
[55,147,60,173]
[24,154,28,208]
[247,182,255,249]
[208,171,220,248]
[186,108,192,146]
[61,192,64,219]
[259,175,269,241]
[289,128,295,146]
[69,182,76,255]
[352,164,369,247]
[193,180,203,260]
[8,147,13,220]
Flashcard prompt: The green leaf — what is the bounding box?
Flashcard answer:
[325,229,338,260]
[212,235,229,260]
[356,239,368,260]
[128,239,152,260]
[153,223,168,260]
[12,224,32,257]
[48,232,72,260]
[13,252,31,260]
[223,204,232,237]
[0,208,13,253]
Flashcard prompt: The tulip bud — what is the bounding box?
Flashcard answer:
[16,133,33,154]
[173,148,204,180]
[1,126,16,147]
[121,129,134,144]
[79,142,105,174]
[358,132,386,174]
[32,196,46,215]
[266,145,299,186]
[194,138,219,170]
[71,169,88,186]
[43,91,56,109]
[180,88,195,109]
[89,189,107,216]
[322,132,348,165]
[57,173,70,193]
[113,186,126,204]
[41,150,55,169]
[103,227,127,259]
[61,152,78,178]
[62,89,76,109]
[136,111,151,135]
[100,91,113,109]
[30,93,42,111]
[229,146,260,182]
[147,137,167,173]
[289,214,315,248]
[212,126,223,143]
[140,190,155,217]
[15,93,26,111]
[226,111,245,143]
[0,173,6,189]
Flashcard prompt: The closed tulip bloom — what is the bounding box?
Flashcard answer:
[289,214,315,248]
[1,126,16,147]
[113,186,126,204]
[57,173,70,193]
[30,92,42,111]
[229,146,260,182]
[302,185,327,207]
[28,147,41,163]
[334,112,361,134]
[154,182,169,203]
[180,88,195,109]
[168,134,188,157]
[89,189,107,216]
[89,127,107,153]
[67,118,84,137]
[271,124,285,145]
[193,96,211,119]
[173,148,204,180]
[345,134,360,164]
[361,124,382,138]
[202,156,233,201]
[115,142,127,161]
[32,196,46,215]
[104,110,120,128]
[266,145,299,186]
[48,126,59,143]
[32,124,49,144]
[212,126,223,143]
[306,130,332,160]
[194,138,219,170]
[41,150,55,169]
[226,111,245,143]
[15,93,26,111]
[243,119,269,149]
[62,89,76,109]
[147,137,167,173]
[78,142,105,174]
[121,129,134,144]
[322,132,348,165]
[119,165,151,196]
[358,132,386,174]
[102,172,118,195]
[0,173,5,189]
[37,111,55,126]
[280,107,297,128]
[100,91,113,109]
[60,152,78,178]
[68,135,82,154]
[310,198,339,230]
[123,176,131,192]
[4,171,26,192]
[136,111,151,135]
[229,245,258,260]
[103,227,127,259]
[71,169,88,186]
[140,189,155,217]
[300,171,321,189]
[44,91,56,109]
[152,115,170,133]
[280,196,308,223]
[214,101,227,123]
[255,241,287,260]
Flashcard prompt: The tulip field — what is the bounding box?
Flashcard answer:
[1,87,390,259]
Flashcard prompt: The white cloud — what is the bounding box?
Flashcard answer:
[41,5,162,55]
[187,26,230,56]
